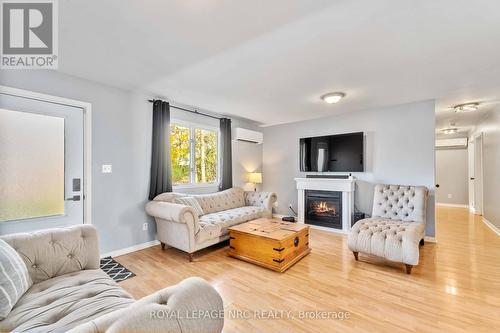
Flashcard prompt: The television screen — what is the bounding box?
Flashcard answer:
[299,132,364,172]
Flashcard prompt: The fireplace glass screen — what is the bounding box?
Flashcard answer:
[304,190,342,229]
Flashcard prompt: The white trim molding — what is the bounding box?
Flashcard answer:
[295,177,355,233]
[482,217,500,236]
[0,85,92,225]
[101,240,161,258]
[424,236,437,243]
[436,203,469,209]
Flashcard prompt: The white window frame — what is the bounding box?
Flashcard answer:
[170,119,220,189]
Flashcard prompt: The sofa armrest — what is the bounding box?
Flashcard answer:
[0,225,100,284]
[145,201,200,235]
[145,201,199,224]
[67,277,224,333]
[244,191,277,211]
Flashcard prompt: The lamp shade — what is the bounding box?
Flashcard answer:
[248,172,262,184]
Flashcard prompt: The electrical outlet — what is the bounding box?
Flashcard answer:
[447,194,453,199]
[102,164,112,173]
[142,223,148,231]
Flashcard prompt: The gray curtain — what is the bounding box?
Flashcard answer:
[219,118,232,191]
[148,100,172,200]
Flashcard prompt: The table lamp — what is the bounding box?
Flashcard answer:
[248,172,262,191]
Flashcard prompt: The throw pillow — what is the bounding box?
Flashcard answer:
[174,197,205,217]
[0,239,32,319]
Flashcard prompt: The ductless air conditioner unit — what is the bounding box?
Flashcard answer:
[234,128,263,144]
[435,138,468,149]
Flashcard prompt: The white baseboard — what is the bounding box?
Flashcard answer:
[436,203,469,208]
[482,217,500,236]
[424,236,437,243]
[101,240,160,258]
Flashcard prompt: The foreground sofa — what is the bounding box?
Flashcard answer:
[0,225,224,332]
[348,184,428,274]
[146,187,277,260]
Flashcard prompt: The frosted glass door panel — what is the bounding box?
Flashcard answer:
[0,92,83,234]
[0,109,65,222]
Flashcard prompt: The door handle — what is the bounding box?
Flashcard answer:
[65,195,81,201]
[435,184,440,188]
[470,177,475,180]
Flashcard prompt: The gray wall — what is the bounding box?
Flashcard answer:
[435,148,469,205]
[472,107,500,229]
[0,71,262,253]
[262,100,436,236]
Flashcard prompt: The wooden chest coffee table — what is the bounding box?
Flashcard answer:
[228,218,310,272]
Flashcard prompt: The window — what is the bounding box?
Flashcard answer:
[170,122,219,186]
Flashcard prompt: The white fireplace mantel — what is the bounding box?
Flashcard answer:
[295,177,355,233]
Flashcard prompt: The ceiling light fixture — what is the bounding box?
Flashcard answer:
[454,102,479,113]
[321,92,345,104]
[442,127,458,135]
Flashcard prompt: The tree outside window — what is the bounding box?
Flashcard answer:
[170,123,218,186]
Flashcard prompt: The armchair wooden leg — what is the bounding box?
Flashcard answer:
[160,242,166,250]
[188,253,194,262]
[405,264,413,274]
[352,251,359,261]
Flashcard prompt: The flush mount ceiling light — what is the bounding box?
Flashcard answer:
[441,127,459,135]
[454,102,479,112]
[321,92,345,104]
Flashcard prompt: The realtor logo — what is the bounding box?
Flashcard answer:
[1,0,58,69]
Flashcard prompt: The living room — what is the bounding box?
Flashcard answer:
[1,1,499,332]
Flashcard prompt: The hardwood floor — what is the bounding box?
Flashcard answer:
[116,207,500,332]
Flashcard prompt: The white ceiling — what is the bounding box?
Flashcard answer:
[58,0,500,126]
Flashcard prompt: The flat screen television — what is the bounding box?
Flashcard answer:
[299,132,364,172]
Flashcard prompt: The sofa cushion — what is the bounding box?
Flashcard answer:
[347,217,425,265]
[0,239,33,320]
[174,196,205,217]
[193,188,245,214]
[0,269,134,333]
[196,206,266,243]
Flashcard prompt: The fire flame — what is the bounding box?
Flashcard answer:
[313,201,336,214]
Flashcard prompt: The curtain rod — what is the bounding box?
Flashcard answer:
[148,99,224,120]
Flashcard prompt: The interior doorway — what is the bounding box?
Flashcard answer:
[469,133,484,215]
[435,137,470,208]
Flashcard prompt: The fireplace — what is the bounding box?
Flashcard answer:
[304,190,342,229]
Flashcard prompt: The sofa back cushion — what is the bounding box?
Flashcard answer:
[372,184,428,223]
[0,239,33,320]
[153,192,186,203]
[174,197,205,217]
[0,225,100,284]
[193,188,245,214]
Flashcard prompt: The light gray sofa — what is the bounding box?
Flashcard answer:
[0,225,224,333]
[145,187,277,260]
[348,184,428,274]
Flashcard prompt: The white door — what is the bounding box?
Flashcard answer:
[0,93,84,234]
[468,139,475,210]
[473,134,483,215]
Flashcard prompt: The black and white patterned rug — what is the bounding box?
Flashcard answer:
[100,256,136,282]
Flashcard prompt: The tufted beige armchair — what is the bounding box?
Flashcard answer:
[347,184,428,274]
